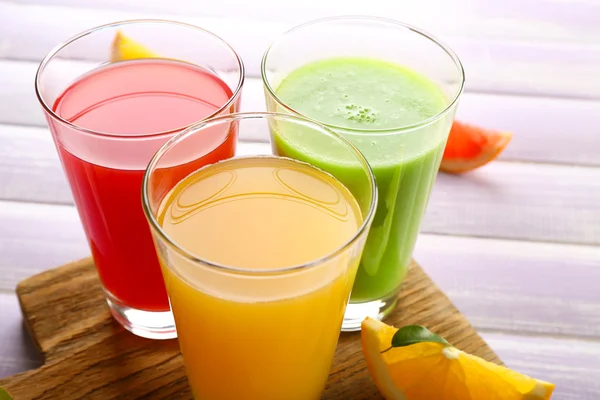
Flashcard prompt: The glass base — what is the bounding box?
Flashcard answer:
[106,292,177,340]
[342,290,399,332]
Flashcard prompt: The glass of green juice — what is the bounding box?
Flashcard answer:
[261,16,464,330]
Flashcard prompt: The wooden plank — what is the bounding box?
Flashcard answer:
[416,234,600,338]
[0,258,499,398]
[0,294,42,378]
[456,93,600,166]
[422,160,600,245]
[1,2,600,98]
[8,0,600,44]
[2,200,600,339]
[0,125,68,204]
[0,61,45,127]
[3,68,600,167]
[482,332,600,400]
[0,2,284,80]
[2,123,600,245]
[0,201,89,291]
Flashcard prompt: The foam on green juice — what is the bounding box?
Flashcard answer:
[276,57,445,132]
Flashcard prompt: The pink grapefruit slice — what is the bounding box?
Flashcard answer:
[440,121,513,174]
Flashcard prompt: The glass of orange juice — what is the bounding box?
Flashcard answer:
[142,112,377,399]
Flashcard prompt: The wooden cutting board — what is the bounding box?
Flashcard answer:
[0,258,501,399]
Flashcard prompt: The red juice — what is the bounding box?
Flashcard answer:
[50,59,237,312]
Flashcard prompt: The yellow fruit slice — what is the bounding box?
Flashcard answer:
[110,31,159,62]
[361,318,555,400]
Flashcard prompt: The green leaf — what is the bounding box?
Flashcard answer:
[0,388,14,400]
[391,325,450,348]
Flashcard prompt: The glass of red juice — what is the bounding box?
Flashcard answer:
[34,20,244,339]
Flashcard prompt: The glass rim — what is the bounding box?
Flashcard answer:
[142,111,378,276]
[34,18,245,140]
[261,15,465,136]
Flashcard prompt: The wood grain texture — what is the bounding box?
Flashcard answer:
[423,160,600,245]
[0,201,88,292]
[0,125,66,204]
[0,295,42,378]
[1,2,600,98]
[416,234,600,338]
[456,93,600,166]
[13,0,600,43]
[0,258,500,399]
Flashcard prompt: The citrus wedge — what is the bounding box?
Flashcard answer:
[0,388,13,400]
[110,31,159,62]
[440,121,512,174]
[361,318,555,400]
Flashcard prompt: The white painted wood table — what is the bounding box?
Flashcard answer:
[1,1,599,399]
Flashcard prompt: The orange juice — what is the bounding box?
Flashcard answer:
[156,156,363,400]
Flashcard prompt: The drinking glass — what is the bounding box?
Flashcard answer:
[262,16,464,330]
[142,112,376,399]
[35,20,244,339]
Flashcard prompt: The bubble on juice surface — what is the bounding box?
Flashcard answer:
[344,103,377,123]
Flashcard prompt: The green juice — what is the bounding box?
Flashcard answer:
[272,57,450,303]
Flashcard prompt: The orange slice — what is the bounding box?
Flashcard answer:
[110,31,159,62]
[361,318,555,400]
[440,121,512,174]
